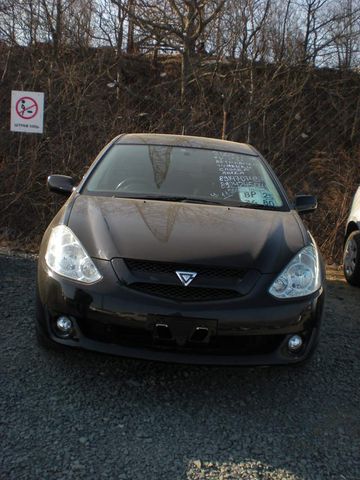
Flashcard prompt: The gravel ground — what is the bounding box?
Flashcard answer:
[0,254,359,480]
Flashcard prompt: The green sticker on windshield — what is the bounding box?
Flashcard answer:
[239,186,275,206]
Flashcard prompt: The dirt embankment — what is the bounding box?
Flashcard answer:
[1,46,360,261]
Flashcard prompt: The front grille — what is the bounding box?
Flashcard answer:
[112,258,247,303]
[124,259,244,279]
[129,283,238,302]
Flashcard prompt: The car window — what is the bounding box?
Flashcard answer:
[83,144,284,209]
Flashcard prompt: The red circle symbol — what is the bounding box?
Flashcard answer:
[15,96,38,120]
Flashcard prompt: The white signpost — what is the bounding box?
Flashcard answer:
[10,90,44,134]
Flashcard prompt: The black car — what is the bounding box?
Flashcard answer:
[36,134,325,365]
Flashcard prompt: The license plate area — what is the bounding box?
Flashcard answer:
[149,316,218,347]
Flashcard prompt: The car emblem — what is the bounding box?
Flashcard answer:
[176,271,197,286]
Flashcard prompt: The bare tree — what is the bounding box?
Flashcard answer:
[40,0,65,54]
[296,0,360,65]
[66,0,94,48]
[127,0,135,53]
[331,0,360,68]
[132,0,225,102]
[0,0,20,45]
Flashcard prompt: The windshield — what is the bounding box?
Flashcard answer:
[83,144,285,209]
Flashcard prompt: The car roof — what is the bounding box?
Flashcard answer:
[115,133,257,155]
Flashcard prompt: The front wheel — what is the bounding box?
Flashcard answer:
[343,231,360,286]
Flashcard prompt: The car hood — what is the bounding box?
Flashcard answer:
[67,195,307,273]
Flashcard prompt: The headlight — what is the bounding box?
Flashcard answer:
[45,225,102,284]
[269,244,321,299]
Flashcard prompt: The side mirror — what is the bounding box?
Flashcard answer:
[294,195,317,214]
[47,175,74,196]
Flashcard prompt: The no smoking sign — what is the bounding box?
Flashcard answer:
[11,90,44,134]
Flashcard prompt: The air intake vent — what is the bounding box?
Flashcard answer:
[128,283,239,302]
[124,259,244,279]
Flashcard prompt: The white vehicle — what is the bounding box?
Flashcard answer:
[344,186,360,285]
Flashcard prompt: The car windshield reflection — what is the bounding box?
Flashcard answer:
[83,145,285,210]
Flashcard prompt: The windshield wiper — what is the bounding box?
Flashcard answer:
[112,193,279,210]
[172,197,229,206]
[178,197,280,210]
[113,193,227,205]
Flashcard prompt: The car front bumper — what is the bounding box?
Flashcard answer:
[36,258,325,366]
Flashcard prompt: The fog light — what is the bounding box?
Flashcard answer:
[56,316,73,334]
[288,335,303,352]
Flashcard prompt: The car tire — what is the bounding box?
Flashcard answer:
[343,230,360,286]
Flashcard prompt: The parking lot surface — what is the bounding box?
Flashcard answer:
[0,255,359,480]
